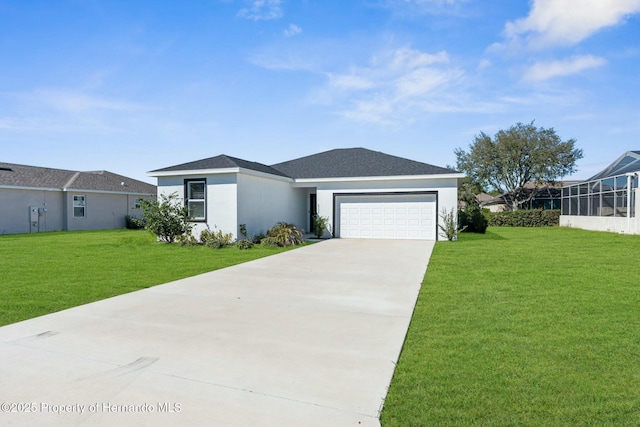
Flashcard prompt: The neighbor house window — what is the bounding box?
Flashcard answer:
[73,195,86,217]
[185,179,206,221]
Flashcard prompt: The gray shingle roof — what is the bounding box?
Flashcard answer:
[150,154,289,177]
[150,148,458,179]
[271,148,457,179]
[0,162,156,194]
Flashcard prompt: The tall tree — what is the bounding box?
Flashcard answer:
[455,121,583,210]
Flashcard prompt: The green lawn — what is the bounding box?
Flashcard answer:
[0,229,294,327]
[381,227,640,427]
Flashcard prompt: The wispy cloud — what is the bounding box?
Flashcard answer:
[284,24,301,37]
[522,55,607,82]
[0,88,148,133]
[313,47,466,123]
[380,0,470,15]
[500,0,640,50]
[237,0,283,21]
[28,89,142,113]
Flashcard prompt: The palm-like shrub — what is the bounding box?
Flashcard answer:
[266,222,304,247]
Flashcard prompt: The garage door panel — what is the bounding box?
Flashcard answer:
[336,194,437,240]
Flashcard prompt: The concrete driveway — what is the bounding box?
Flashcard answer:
[0,238,434,427]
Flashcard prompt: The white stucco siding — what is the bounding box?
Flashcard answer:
[313,176,459,240]
[560,189,640,235]
[560,215,639,235]
[157,174,238,239]
[237,172,304,237]
[0,188,65,234]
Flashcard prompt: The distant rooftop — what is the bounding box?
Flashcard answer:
[0,162,156,194]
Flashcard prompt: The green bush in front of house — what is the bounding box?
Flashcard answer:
[138,192,192,243]
[265,222,304,247]
[458,206,488,233]
[485,209,560,227]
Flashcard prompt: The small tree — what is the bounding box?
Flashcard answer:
[313,214,330,239]
[455,121,583,210]
[138,192,192,243]
[438,208,458,241]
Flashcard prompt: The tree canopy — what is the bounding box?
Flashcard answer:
[455,121,583,210]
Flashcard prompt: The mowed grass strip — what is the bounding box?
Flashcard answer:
[382,227,640,427]
[0,229,294,326]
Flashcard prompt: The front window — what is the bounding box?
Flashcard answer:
[73,195,85,217]
[186,179,206,221]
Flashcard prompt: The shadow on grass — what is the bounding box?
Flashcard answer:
[458,229,506,241]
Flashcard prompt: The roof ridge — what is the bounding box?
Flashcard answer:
[63,171,81,189]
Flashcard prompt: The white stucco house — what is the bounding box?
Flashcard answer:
[0,162,157,235]
[148,148,463,241]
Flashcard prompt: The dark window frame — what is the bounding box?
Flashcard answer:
[184,178,207,222]
[73,195,86,218]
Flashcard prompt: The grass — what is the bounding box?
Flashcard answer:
[0,229,296,327]
[381,227,640,427]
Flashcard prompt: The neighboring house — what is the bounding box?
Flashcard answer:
[560,151,640,235]
[479,182,579,212]
[0,162,157,235]
[148,148,463,240]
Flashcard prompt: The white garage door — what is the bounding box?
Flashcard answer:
[336,193,437,240]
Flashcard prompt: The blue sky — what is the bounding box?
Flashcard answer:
[1,0,639,184]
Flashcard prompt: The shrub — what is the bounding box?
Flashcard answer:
[266,222,304,247]
[200,227,234,249]
[260,236,280,247]
[177,232,198,247]
[459,205,488,233]
[313,215,330,238]
[486,209,560,227]
[438,208,458,241]
[125,215,145,230]
[236,239,254,250]
[138,193,192,243]
[252,233,266,244]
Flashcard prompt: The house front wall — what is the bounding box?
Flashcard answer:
[236,173,305,237]
[157,174,238,239]
[0,188,152,234]
[64,192,154,232]
[0,187,65,234]
[311,176,459,240]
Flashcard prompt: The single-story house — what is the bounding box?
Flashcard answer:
[148,148,463,240]
[480,182,580,212]
[0,162,157,235]
[560,151,639,234]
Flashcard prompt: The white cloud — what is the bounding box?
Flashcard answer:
[237,0,283,21]
[318,47,461,123]
[381,0,470,15]
[327,73,375,91]
[30,89,142,113]
[522,55,607,82]
[0,88,149,134]
[284,24,301,37]
[503,0,640,49]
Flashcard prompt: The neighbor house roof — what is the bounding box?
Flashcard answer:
[271,148,457,179]
[0,162,156,194]
[150,154,289,178]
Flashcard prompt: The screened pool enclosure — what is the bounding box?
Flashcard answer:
[560,151,640,234]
